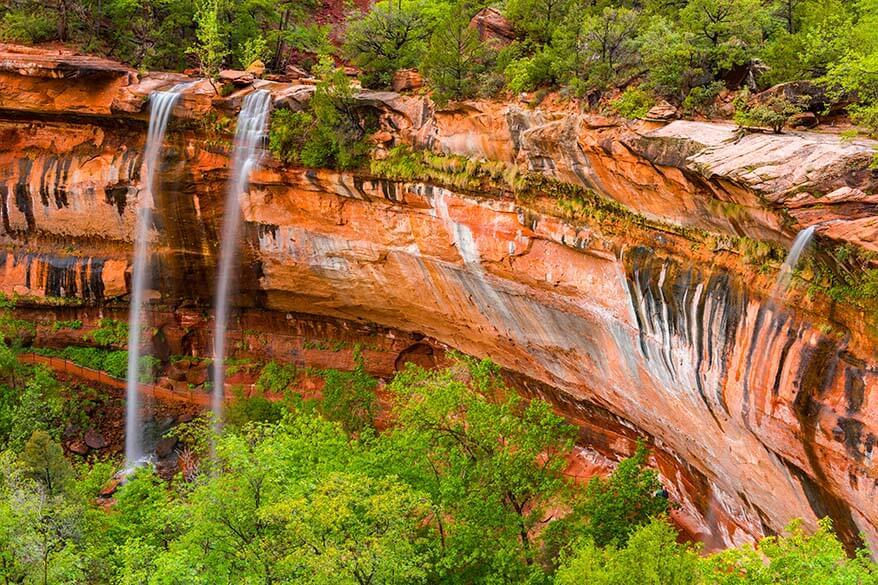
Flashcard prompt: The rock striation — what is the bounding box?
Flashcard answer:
[0,44,876,554]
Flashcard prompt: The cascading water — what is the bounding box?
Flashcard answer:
[211,90,272,422]
[774,225,816,297]
[125,84,189,466]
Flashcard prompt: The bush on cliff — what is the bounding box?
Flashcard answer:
[269,57,370,170]
[734,90,807,133]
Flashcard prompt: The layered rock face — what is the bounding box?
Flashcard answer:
[0,44,877,553]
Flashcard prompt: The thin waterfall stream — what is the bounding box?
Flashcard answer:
[125,84,189,466]
[773,225,817,298]
[211,90,272,423]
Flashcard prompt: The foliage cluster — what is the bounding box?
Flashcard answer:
[85,318,128,348]
[31,345,159,383]
[0,0,326,73]
[269,56,372,170]
[733,89,808,133]
[0,348,873,583]
[5,0,878,135]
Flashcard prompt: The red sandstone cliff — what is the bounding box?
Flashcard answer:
[0,44,876,554]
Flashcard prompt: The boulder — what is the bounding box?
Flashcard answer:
[245,60,265,77]
[370,130,394,144]
[84,429,108,450]
[167,361,189,382]
[67,440,89,455]
[99,478,121,497]
[755,80,844,114]
[218,69,255,86]
[284,64,309,80]
[788,111,819,129]
[391,69,423,93]
[186,367,208,386]
[470,8,516,46]
[272,84,315,111]
[155,436,179,458]
[582,113,618,129]
[645,101,679,122]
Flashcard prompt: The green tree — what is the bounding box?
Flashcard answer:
[343,0,432,88]
[422,1,488,105]
[553,6,643,92]
[270,56,372,169]
[21,430,72,498]
[706,518,878,584]
[639,17,703,99]
[734,89,807,132]
[188,0,229,87]
[7,366,63,450]
[823,0,878,134]
[506,0,575,45]
[320,347,378,434]
[555,519,701,585]
[761,0,853,85]
[549,440,668,550]
[0,449,85,585]
[680,0,767,73]
[264,472,434,583]
[380,359,576,582]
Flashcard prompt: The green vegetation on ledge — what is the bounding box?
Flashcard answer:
[4,0,878,134]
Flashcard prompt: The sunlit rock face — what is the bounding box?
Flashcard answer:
[385,99,878,246]
[243,171,877,553]
[0,44,876,553]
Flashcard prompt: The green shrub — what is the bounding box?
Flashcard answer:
[225,388,285,428]
[504,51,555,94]
[255,361,298,393]
[850,103,878,137]
[269,56,370,170]
[555,519,700,585]
[86,318,128,347]
[101,350,129,379]
[269,109,313,166]
[611,87,653,119]
[138,355,161,383]
[0,10,55,43]
[734,90,807,133]
[681,81,724,116]
[343,0,430,89]
[59,347,106,371]
[51,320,83,332]
[577,440,668,547]
[237,35,268,69]
[320,347,377,434]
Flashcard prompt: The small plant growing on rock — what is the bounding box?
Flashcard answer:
[610,87,653,120]
[256,361,298,393]
[86,318,128,347]
[734,89,807,133]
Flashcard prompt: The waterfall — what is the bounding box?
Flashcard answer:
[774,226,816,297]
[211,90,272,423]
[125,84,188,466]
